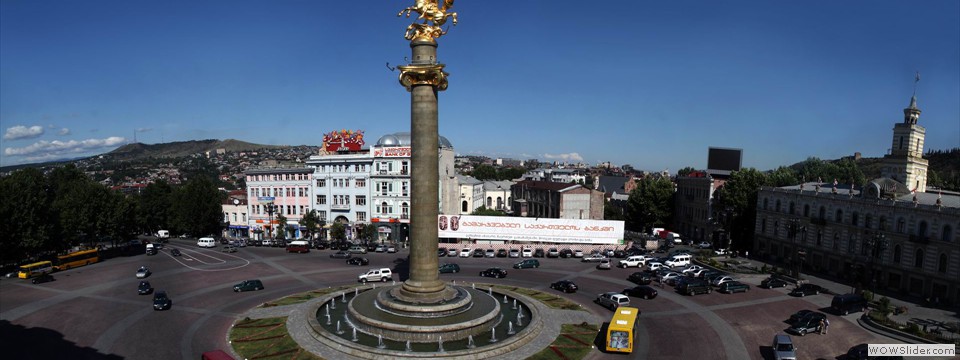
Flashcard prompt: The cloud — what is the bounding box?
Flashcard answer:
[4,136,127,158]
[542,152,584,162]
[135,128,153,133]
[58,128,71,136]
[3,125,45,140]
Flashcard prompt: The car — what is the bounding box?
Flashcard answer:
[32,273,55,284]
[627,272,653,285]
[513,259,540,269]
[602,248,615,257]
[789,283,826,297]
[788,310,818,324]
[533,248,545,258]
[485,249,496,258]
[459,248,472,258]
[596,259,612,270]
[330,250,352,259]
[659,272,682,283]
[718,281,750,293]
[581,254,606,262]
[595,292,630,310]
[233,279,264,292]
[761,277,789,288]
[473,249,485,258]
[508,249,521,258]
[479,268,507,278]
[710,275,736,287]
[348,245,367,254]
[573,249,584,258]
[550,280,579,293]
[222,245,237,253]
[313,240,329,250]
[496,249,508,258]
[170,248,182,257]
[547,248,560,258]
[521,248,533,258]
[153,290,172,310]
[438,263,460,273]
[622,285,658,299]
[386,245,397,253]
[772,334,797,360]
[438,247,447,257]
[831,294,868,315]
[375,245,386,253]
[681,265,704,274]
[646,262,665,271]
[358,268,393,283]
[136,266,151,279]
[697,241,712,249]
[619,255,652,268]
[559,249,574,258]
[714,248,729,256]
[137,280,153,294]
[613,249,627,258]
[679,280,712,296]
[844,343,905,360]
[789,312,826,336]
[689,268,711,278]
[346,257,369,266]
[447,248,458,257]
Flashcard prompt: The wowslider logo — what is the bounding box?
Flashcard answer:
[869,344,955,357]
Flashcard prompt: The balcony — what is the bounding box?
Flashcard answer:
[400,214,409,220]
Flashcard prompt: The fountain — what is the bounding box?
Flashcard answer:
[377,335,386,349]
[325,314,331,326]
[406,340,412,352]
[503,295,508,304]
[352,327,358,342]
[512,299,517,310]
[336,321,344,335]
[489,328,498,343]
[507,321,515,335]
[517,312,524,327]
[342,292,347,303]
[438,336,444,352]
[467,335,475,349]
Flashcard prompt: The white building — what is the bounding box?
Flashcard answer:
[482,180,514,213]
[456,174,484,214]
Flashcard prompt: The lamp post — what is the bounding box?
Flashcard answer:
[266,203,276,242]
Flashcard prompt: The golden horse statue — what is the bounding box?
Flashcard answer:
[398,0,458,40]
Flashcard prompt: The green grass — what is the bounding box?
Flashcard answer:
[230,317,322,360]
[527,323,599,360]
[485,284,585,310]
[261,285,358,307]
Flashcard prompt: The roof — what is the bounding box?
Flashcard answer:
[483,180,514,191]
[774,179,959,209]
[375,132,453,149]
[513,180,581,192]
[597,176,629,195]
[456,174,482,185]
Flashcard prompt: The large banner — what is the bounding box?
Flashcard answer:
[438,215,625,244]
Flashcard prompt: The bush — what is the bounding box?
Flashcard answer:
[862,290,874,302]
[907,322,921,335]
[877,297,892,315]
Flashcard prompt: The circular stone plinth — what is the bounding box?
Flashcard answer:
[377,285,473,318]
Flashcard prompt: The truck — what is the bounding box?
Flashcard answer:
[358,268,393,283]
[156,230,170,239]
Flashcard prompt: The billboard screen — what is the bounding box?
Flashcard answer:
[707,147,743,172]
[438,215,625,244]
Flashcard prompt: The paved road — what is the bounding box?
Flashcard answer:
[0,241,939,359]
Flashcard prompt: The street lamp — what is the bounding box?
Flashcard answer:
[266,203,276,242]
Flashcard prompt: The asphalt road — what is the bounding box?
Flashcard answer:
[0,240,903,359]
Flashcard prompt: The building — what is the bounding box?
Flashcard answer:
[752,95,959,304]
[481,180,514,213]
[511,180,604,220]
[456,174,484,214]
[244,166,314,240]
[674,171,729,245]
[223,192,249,238]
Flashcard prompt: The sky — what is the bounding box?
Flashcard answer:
[1,1,958,172]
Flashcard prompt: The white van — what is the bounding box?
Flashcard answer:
[198,237,217,248]
[156,230,170,239]
[665,254,692,268]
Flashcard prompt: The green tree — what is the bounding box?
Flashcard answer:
[603,200,625,221]
[102,192,138,246]
[714,168,768,250]
[497,167,525,181]
[471,164,496,180]
[330,222,346,242]
[471,206,507,216]
[275,213,288,240]
[138,180,173,234]
[299,210,325,240]
[677,167,697,177]
[767,166,799,187]
[170,176,223,237]
[356,223,378,242]
[0,168,57,260]
[625,177,674,232]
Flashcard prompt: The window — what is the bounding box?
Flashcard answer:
[761,219,767,233]
[893,245,901,264]
[380,202,392,214]
[318,211,327,221]
[943,225,954,242]
[763,198,769,210]
[835,209,843,223]
[915,249,924,268]
[462,200,468,212]
[401,202,409,219]
[776,200,781,212]
[852,212,859,226]
[357,212,367,222]
[860,238,869,256]
[317,195,327,205]
[380,182,389,196]
[938,253,948,273]
[847,235,856,254]
[356,178,366,188]
[865,214,873,229]
[878,216,887,231]
[487,196,493,208]
[918,221,928,238]
[317,179,326,187]
[896,218,906,233]
[401,161,409,175]
[818,206,826,220]
[356,196,367,206]
[789,202,795,215]
[402,181,409,196]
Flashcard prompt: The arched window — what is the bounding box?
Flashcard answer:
[401,202,409,218]
[878,216,887,231]
[918,221,928,238]
[865,214,873,229]
[896,218,906,233]
[818,206,826,220]
[893,245,901,264]
[496,197,503,210]
[915,249,924,269]
[943,225,954,242]
[835,209,843,223]
[486,196,492,208]
[461,201,468,212]
[380,202,389,214]
[803,204,810,217]
[938,253,948,273]
[776,200,781,212]
[789,202,795,215]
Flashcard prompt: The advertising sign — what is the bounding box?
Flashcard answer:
[258,196,275,201]
[372,146,411,158]
[438,215,624,244]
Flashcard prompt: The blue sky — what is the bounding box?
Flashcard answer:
[2,1,958,171]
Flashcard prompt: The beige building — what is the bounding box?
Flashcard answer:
[511,180,604,220]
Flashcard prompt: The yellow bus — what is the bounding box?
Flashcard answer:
[18,261,54,279]
[605,306,640,353]
[55,249,100,271]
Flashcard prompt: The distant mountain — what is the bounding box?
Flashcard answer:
[106,139,287,161]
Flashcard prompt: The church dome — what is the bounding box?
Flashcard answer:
[375,132,454,148]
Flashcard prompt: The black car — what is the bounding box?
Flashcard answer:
[153,291,172,310]
[314,240,329,250]
[473,249,485,258]
[761,277,789,288]
[346,257,369,266]
[32,273,55,284]
[496,249,508,258]
[479,268,507,278]
[137,280,153,295]
[622,285,658,299]
[788,310,818,323]
[550,280,578,293]
[170,248,182,257]
[559,249,574,258]
[718,281,750,294]
[789,283,826,297]
[789,312,826,336]
[613,250,627,258]
[438,248,447,257]
[439,263,460,273]
[330,250,352,259]
[627,272,652,285]
[533,248,545,258]
[845,343,905,360]
[234,279,264,292]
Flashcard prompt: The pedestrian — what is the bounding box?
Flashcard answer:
[819,319,826,334]
[824,318,829,334]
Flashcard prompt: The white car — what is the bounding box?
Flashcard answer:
[660,272,682,282]
[681,265,704,274]
[447,248,458,257]
[711,275,736,287]
[690,268,711,278]
[573,250,584,258]
[714,248,729,256]
[647,262,665,271]
[459,248,472,258]
[521,248,533,258]
[581,254,607,262]
[697,241,712,249]
[136,266,151,279]
[596,259,612,270]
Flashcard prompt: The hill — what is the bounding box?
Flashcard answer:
[106,139,286,161]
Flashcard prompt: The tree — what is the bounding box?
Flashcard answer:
[0,168,57,260]
[170,176,223,237]
[625,177,674,232]
[330,223,346,242]
[471,206,507,216]
[299,210,325,240]
[275,213,288,240]
[497,167,525,181]
[677,167,697,177]
[603,200,625,221]
[138,180,173,234]
[767,166,798,187]
[470,164,496,180]
[356,223,378,242]
[714,168,768,250]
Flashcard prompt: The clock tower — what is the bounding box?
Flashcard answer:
[881,94,929,192]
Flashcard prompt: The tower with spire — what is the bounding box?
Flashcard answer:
[880,75,928,192]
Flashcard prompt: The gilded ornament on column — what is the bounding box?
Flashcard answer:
[397,64,448,91]
[397,0,458,41]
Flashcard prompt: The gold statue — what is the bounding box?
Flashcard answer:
[398,0,458,41]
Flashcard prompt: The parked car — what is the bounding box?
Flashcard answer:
[595,292,630,310]
[496,249,508,258]
[660,272,682,283]
[459,248,472,258]
[386,245,397,253]
[845,343,903,360]
[831,294,868,315]
[789,283,826,297]
[627,272,652,285]
[718,281,750,293]
[761,277,789,288]
[222,245,237,253]
[581,254,606,262]
[136,266,151,279]
[533,248,545,258]
[547,248,560,258]
[710,275,736,287]
[330,251,352,259]
[573,249,584,258]
[681,265,704,274]
[348,246,367,254]
[788,312,826,336]
[438,247,447,257]
[447,248,458,257]
[346,257,369,266]
[772,334,797,360]
[32,273,55,284]
[375,245,386,253]
[438,263,460,273]
[613,249,627,258]
[596,259,612,270]
[679,280,712,296]
[713,248,729,256]
[513,259,540,269]
[485,249,496,258]
[622,285,658,299]
[697,241,712,249]
[137,280,153,294]
[479,268,507,278]
[559,249,574,258]
[603,248,615,257]
[473,249,485,258]
[509,249,521,258]
[233,279,264,292]
[153,290,172,310]
[550,280,578,293]
[521,248,533,258]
